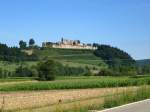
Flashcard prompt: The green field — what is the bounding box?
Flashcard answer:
[0,76,150,92]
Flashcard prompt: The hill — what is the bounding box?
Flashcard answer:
[136,59,150,66]
[0,42,136,75]
[0,47,107,73]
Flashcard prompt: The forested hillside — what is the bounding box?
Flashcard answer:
[94,45,135,67]
[93,44,137,76]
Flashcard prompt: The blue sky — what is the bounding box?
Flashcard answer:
[0,0,150,59]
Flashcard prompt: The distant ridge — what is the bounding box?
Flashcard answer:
[136,59,150,66]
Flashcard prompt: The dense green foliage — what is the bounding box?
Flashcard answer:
[15,65,37,77]
[98,68,114,76]
[19,40,27,49]
[37,60,58,81]
[94,45,135,66]
[0,76,150,91]
[0,60,92,78]
[0,43,38,62]
[29,38,35,47]
[0,68,12,78]
[94,45,137,75]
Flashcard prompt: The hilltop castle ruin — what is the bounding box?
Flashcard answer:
[42,38,97,50]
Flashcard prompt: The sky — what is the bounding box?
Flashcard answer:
[0,0,150,60]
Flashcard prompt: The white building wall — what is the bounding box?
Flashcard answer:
[52,44,97,50]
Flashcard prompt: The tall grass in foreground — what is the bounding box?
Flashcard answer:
[103,85,150,108]
[53,86,150,112]
[2,86,149,112]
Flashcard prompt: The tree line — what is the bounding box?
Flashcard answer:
[0,39,38,62]
[0,60,92,80]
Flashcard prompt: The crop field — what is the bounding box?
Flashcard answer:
[0,77,149,112]
[0,86,138,111]
[0,86,148,112]
[0,76,150,92]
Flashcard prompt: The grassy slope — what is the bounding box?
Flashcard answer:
[34,48,107,68]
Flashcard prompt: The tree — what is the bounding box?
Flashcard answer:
[37,60,58,81]
[93,43,99,47]
[15,65,34,77]
[19,40,27,49]
[77,40,80,44]
[29,38,35,47]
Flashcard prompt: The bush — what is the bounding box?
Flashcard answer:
[98,68,114,76]
[84,66,92,76]
[37,60,58,81]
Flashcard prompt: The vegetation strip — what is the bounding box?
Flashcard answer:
[0,77,150,91]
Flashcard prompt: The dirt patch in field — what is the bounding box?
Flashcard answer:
[0,87,137,111]
[0,81,38,86]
